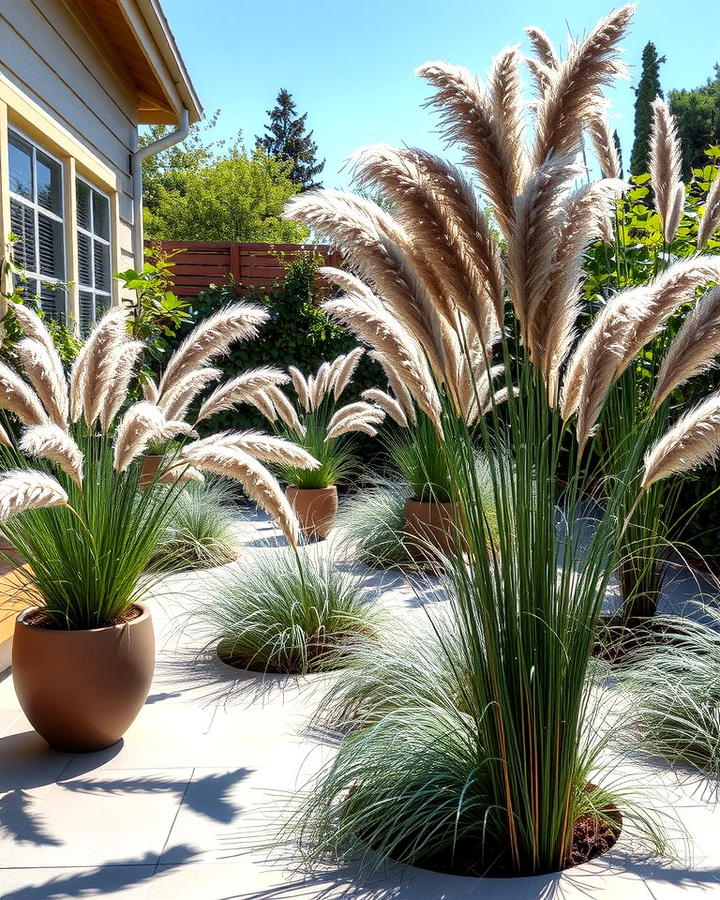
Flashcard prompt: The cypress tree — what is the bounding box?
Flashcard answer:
[256,89,325,190]
[630,42,666,175]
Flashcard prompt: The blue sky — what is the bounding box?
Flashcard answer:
[166,0,719,187]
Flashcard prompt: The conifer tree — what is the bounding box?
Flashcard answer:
[630,42,665,175]
[256,89,325,190]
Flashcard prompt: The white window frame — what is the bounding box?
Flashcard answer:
[7,125,67,317]
[75,174,112,326]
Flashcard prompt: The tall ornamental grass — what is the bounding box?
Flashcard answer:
[0,298,319,628]
[281,5,720,875]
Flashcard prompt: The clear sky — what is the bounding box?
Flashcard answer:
[165,0,720,187]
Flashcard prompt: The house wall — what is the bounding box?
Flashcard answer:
[0,0,142,314]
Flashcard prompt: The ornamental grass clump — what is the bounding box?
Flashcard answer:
[154,476,239,570]
[202,549,380,675]
[0,299,318,628]
[279,5,720,876]
[620,610,720,773]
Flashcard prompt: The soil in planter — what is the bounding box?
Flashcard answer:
[216,635,356,675]
[23,605,144,630]
[376,806,621,878]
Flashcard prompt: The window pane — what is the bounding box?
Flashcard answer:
[36,152,62,215]
[8,133,32,199]
[37,213,65,279]
[76,179,91,231]
[79,290,94,330]
[77,232,92,287]
[92,191,110,240]
[39,282,64,319]
[93,240,110,292]
[10,199,36,271]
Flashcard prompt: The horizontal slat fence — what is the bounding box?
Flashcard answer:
[148,241,340,298]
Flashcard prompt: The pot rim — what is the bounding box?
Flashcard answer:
[285,484,338,495]
[405,497,455,510]
[16,601,151,634]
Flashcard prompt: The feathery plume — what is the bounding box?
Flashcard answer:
[159,367,223,422]
[361,388,409,427]
[180,443,298,547]
[649,98,684,244]
[415,60,518,239]
[185,431,319,470]
[370,351,417,423]
[287,191,449,374]
[643,392,720,488]
[141,376,159,404]
[73,306,128,426]
[326,402,385,440]
[0,362,48,426]
[653,286,720,409]
[525,26,559,70]
[586,108,622,179]
[265,386,304,434]
[158,303,268,393]
[488,45,528,192]
[158,464,205,485]
[194,367,288,423]
[289,366,310,411]
[331,348,365,399]
[15,338,68,425]
[311,361,332,408]
[698,168,720,249]
[100,341,146,433]
[9,303,67,422]
[532,5,633,165]
[0,469,68,522]
[20,424,84,485]
[0,424,11,447]
[113,402,194,472]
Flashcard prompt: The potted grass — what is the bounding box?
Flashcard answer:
[0,299,317,752]
[194,351,386,540]
[283,4,720,876]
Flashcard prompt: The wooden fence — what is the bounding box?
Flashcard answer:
[148,241,340,298]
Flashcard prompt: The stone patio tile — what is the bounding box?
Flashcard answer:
[0,865,154,899]
[0,766,193,867]
[160,753,333,865]
[59,707,214,775]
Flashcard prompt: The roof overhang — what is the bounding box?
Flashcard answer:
[83,0,203,125]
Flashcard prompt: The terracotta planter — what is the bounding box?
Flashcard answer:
[0,533,24,575]
[404,498,461,563]
[140,454,164,491]
[12,603,155,752]
[286,485,338,540]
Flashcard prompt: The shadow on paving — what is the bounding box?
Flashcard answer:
[60,767,254,825]
[1,845,197,899]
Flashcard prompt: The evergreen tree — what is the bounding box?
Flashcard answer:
[630,42,665,175]
[256,89,325,190]
[613,129,624,178]
[670,64,720,179]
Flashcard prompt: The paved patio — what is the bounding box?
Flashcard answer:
[0,511,719,898]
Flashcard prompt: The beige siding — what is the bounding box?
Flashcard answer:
[0,0,139,266]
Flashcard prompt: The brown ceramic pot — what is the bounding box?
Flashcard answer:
[140,454,164,491]
[12,603,155,752]
[404,498,461,563]
[0,533,24,575]
[286,485,338,540]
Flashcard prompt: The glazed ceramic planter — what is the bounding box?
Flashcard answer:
[140,454,164,491]
[12,602,155,752]
[404,498,460,563]
[286,485,338,540]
